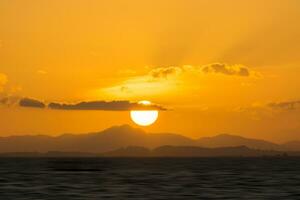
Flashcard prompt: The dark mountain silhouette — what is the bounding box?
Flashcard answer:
[0,124,299,153]
[282,141,300,152]
[103,146,151,157]
[0,151,97,157]
[102,146,292,157]
[1,146,295,158]
[0,125,194,153]
[196,134,282,150]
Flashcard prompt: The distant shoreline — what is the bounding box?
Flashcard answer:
[0,145,299,158]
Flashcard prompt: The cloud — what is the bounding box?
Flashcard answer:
[3,96,167,111]
[102,63,259,99]
[120,86,131,93]
[0,96,20,106]
[48,100,167,111]
[19,98,46,108]
[268,100,300,110]
[147,63,255,80]
[149,66,182,79]
[201,63,250,77]
[235,100,300,120]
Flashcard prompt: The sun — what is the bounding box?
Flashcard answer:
[130,101,158,126]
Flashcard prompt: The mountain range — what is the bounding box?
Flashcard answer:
[102,146,292,157]
[0,124,299,154]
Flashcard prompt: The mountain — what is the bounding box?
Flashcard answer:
[1,146,295,157]
[102,146,291,157]
[282,141,300,151]
[196,134,281,150]
[0,151,98,157]
[0,125,299,153]
[0,125,194,153]
[102,146,151,157]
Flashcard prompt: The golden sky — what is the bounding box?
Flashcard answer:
[1,0,300,142]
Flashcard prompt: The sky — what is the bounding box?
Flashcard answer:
[0,0,300,142]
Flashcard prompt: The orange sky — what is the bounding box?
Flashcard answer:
[0,0,300,142]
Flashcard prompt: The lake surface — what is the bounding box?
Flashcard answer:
[0,157,300,199]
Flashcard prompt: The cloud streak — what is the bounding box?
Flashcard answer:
[2,95,167,111]
[149,66,182,79]
[102,63,259,99]
[48,100,166,111]
[0,96,20,106]
[147,63,255,79]
[19,98,46,108]
[201,63,250,76]
[235,100,300,120]
[268,100,300,110]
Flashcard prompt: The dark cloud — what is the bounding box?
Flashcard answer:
[0,96,20,106]
[0,97,9,105]
[268,100,300,110]
[19,98,46,108]
[146,63,255,80]
[120,86,131,93]
[3,97,167,111]
[201,63,250,77]
[48,101,166,111]
[149,66,182,79]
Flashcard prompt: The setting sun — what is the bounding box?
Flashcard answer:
[130,101,159,126]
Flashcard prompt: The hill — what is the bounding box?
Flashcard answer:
[0,125,194,153]
[196,134,281,150]
[0,125,299,153]
[102,146,292,157]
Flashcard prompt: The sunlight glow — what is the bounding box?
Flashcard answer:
[138,100,151,105]
[130,110,158,126]
[130,101,158,126]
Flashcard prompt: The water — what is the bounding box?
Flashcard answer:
[0,157,300,199]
